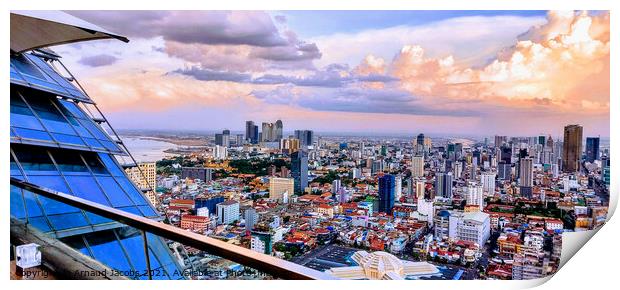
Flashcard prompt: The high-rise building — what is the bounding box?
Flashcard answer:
[269,177,294,203]
[216,200,240,225]
[294,130,314,147]
[244,207,258,230]
[378,174,396,214]
[494,135,507,147]
[9,11,182,278]
[261,120,284,142]
[394,175,403,201]
[435,172,453,198]
[245,120,258,144]
[125,162,158,206]
[291,150,308,194]
[498,161,512,181]
[585,137,600,163]
[481,173,496,194]
[562,124,583,173]
[466,183,484,211]
[213,145,228,159]
[410,155,424,177]
[279,138,300,154]
[519,157,534,198]
[275,119,283,140]
[415,180,426,200]
[215,129,230,147]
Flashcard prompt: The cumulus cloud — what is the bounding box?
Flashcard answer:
[77,54,119,67]
[68,11,322,72]
[386,11,609,116]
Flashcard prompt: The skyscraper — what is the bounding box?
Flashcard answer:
[294,130,314,147]
[411,155,424,177]
[245,121,258,144]
[519,157,534,198]
[562,125,583,173]
[435,172,453,198]
[585,137,600,163]
[291,150,308,194]
[378,174,396,214]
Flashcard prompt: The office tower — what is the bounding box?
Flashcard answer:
[125,162,158,206]
[294,130,314,147]
[9,11,182,278]
[195,196,225,215]
[269,177,294,203]
[466,183,484,211]
[213,145,228,159]
[500,145,512,164]
[435,172,453,198]
[415,181,425,200]
[519,157,534,198]
[244,208,258,230]
[585,137,600,163]
[494,135,507,147]
[275,119,283,140]
[245,120,258,144]
[601,156,611,186]
[350,168,361,179]
[331,179,341,194]
[279,138,300,154]
[235,134,244,146]
[216,200,240,225]
[181,167,213,182]
[562,124,583,173]
[291,150,308,194]
[411,155,424,177]
[416,133,425,153]
[378,174,396,214]
[538,135,546,146]
[215,129,230,147]
[481,173,496,194]
[371,159,384,174]
[394,176,403,201]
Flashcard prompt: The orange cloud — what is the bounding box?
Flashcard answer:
[387,11,609,115]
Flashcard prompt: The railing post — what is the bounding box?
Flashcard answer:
[141,230,152,280]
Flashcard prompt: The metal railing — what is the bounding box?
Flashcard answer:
[10,177,336,280]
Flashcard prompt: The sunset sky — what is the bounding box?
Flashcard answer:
[54,10,610,137]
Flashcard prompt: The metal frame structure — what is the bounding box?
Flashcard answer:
[11,177,337,280]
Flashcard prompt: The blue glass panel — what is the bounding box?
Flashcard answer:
[98,154,124,176]
[22,190,44,217]
[116,228,169,280]
[97,176,133,207]
[115,177,149,206]
[82,153,108,175]
[10,155,22,176]
[51,151,89,174]
[62,236,92,257]
[85,212,114,225]
[13,146,58,175]
[84,138,106,150]
[47,212,90,231]
[10,185,26,219]
[51,133,86,147]
[147,233,178,278]
[28,216,52,233]
[10,111,45,130]
[118,206,142,216]
[58,99,88,118]
[85,230,133,274]
[139,205,157,217]
[12,127,54,142]
[27,175,80,215]
[101,140,121,151]
[64,176,112,206]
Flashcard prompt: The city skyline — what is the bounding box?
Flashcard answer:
[48,10,609,137]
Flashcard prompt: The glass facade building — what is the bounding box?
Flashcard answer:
[10,27,183,279]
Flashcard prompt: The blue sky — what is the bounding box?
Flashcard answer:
[277,10,547,37]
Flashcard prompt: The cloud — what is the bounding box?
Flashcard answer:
[77,54,119,67]
[68,11,322,72]
[385,11,609,117]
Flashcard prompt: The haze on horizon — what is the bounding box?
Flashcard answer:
[53,10,609,138]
